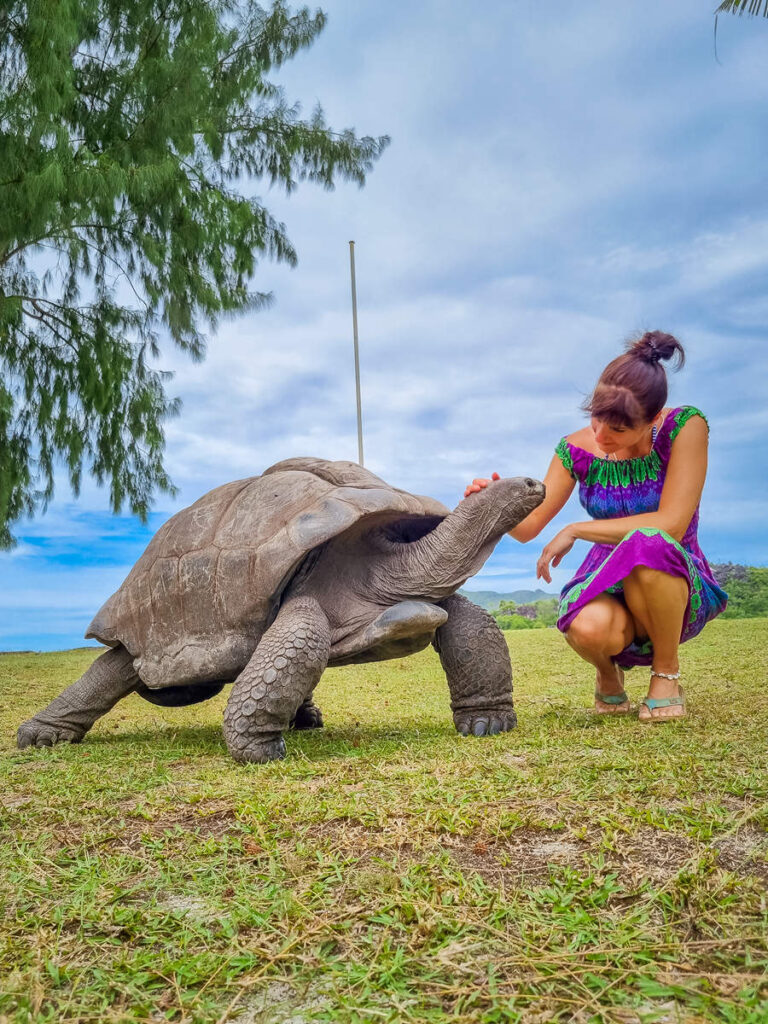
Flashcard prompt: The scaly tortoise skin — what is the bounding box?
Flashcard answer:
[18,458,544,762]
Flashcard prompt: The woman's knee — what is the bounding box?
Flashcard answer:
[566,604,614,650]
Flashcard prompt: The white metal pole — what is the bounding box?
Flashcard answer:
[349,240,364,467]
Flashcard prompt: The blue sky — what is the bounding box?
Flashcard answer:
[2,0,767,651]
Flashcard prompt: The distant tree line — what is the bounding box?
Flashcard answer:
[492,598,559,630]
[712,565,768,619]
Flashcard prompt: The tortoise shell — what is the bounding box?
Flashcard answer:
[86,458,448,688]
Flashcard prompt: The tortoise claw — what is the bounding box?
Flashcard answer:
[229,735,286,764]
[290,700,324,730]
[17,718,85,749]
[454,708,517,738]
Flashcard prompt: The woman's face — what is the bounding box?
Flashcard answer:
[590,416,653,455]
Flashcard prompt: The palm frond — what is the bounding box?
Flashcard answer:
[716,0,768,16]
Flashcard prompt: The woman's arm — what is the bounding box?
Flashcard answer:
[536,416,709,582]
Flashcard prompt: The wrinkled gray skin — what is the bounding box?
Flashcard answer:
[18,459,545,763]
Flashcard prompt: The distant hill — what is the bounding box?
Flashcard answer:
[459,589,557,610]
[460,567,768,618]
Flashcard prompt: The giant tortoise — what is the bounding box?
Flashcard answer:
[18,458,545,762]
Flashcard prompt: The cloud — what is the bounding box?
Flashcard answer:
[4,542,37,560]
[593,219,768,303]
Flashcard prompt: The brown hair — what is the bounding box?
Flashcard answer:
[582,331,686,428]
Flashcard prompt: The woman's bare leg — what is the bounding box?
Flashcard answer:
[565,595,636,713]
[623,566,688,721]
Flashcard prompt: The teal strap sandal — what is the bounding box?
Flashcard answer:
[639,672,685,722]
[594,690,631,714]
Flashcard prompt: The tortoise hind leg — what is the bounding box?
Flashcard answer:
[17,646,140,748]
[223,597,330,763]
[290,696,324,730]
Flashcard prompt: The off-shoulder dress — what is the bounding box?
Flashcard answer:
[554,405,728,668]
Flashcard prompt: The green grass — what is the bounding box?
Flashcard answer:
[1,618,767,1023]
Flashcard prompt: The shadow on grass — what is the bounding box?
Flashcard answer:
[11,719,460,764]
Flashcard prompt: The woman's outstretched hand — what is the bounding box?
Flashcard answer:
[464,471,500,498]
[536,528,575,584]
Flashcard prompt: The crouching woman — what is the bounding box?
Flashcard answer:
[466,332,727,721]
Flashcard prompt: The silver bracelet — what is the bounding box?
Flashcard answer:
[650,669,681,680]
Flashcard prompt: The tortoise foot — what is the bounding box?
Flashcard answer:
[454,706,517,737]
[229,734,287,764]
[290,699,324,730]
[17,717,86,749]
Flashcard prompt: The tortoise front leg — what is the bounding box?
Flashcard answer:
[17,646,140,748]
[432,594,517,737]
[223,597,331,763]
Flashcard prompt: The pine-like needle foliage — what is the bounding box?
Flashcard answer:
[716,0,768,16]
[0,0,388,548]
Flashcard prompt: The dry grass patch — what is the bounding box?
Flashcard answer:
[712,827,768,884]
[442,827,588,885]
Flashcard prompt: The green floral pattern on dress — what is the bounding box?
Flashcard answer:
[669,406,708,441]
[583,450,661,488]
[636,528,703,623]
[555,437,575,478]
[555,440,661,489]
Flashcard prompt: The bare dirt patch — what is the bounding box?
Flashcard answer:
[443,824,753,891]
[608,828,701,886]
[712,826,768,884]
[15,799,243,858]
[155,893,219,920]
[656,792,760,813]
[102,800,241,853]
[305,818,747,892]
[442,828,588,885]
[144,800,239,835]
[695,792,761,811]
[229,980,332,1024]
[305,815,415,854]
[0,792,33,810]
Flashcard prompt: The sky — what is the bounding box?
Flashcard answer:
[2,0,767,651]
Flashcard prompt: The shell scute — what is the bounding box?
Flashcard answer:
[286,495,359,550]
[214,472,331,552]
[147,557,183,653]
[164,478,251,558]
[333,486,412,517]
[214,547,262,632]
[177,548,218,636]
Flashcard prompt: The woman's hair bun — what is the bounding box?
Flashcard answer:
[582,329,686,427]
[629,331,685,370]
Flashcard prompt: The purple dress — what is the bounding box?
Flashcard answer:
[554,406,728,668]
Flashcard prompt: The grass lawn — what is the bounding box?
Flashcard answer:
[1,618,767,1023]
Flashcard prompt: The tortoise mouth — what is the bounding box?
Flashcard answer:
[378,515,445,544]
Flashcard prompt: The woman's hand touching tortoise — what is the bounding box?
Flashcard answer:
[464,471,500,498]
